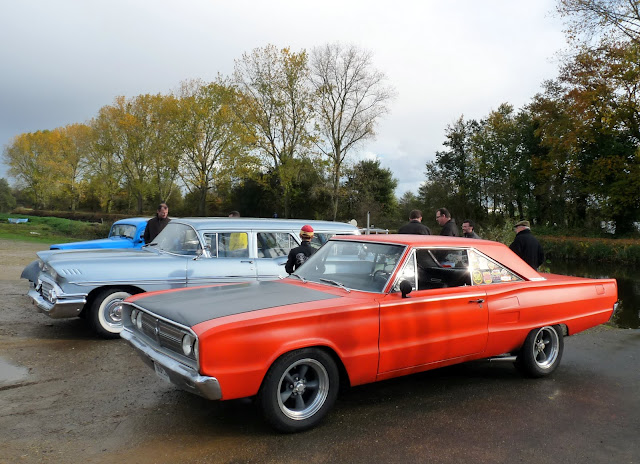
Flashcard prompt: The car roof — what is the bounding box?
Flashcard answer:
[169,217,360,233]
[331,234,542,280]
[113,217,150,225]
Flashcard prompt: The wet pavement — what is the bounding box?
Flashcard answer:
[0,240,638,464]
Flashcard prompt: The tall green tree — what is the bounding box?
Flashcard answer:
[232,45,315,218]
[309,43,395,220]
[0,178,17,212]
[343,159,398,227]
[174,78,251,216]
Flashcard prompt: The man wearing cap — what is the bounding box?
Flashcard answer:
[510,220,544,269]
[285,225,316,274]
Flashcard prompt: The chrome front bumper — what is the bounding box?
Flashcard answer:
[121,328,222,401]
[27,284,87,319]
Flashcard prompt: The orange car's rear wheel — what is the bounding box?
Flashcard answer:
[258,348,339,433]
[516,325,564,377]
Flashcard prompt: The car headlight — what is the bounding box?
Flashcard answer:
[182,333,196,356]
[135,311,143,330]
[130,309,138,326]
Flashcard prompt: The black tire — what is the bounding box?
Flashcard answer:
[88,288,132,339]
[258,348,339,433]
[515,325,564,378]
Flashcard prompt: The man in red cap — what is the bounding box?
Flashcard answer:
[285,225,316,274]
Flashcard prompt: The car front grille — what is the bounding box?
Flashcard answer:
[139,312,184,353]
[126,307,198,366]
[40,280,55,303]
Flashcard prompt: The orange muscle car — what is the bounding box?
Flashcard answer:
[120,235,618,432]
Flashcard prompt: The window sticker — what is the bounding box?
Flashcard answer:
[468,249,522,285]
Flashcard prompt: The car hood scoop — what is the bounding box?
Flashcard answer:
[131,281,340,327]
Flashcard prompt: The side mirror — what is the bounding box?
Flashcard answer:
[399,280,413,298]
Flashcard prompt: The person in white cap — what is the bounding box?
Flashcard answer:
[285,225,316,274]
[510,220,544,269]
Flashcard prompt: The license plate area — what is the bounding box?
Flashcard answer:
[154,362,171,383]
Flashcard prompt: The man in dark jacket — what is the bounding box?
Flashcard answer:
[509,220,544,269]
[285,225,316,274]
[436,208,459,236]
[143,202,170,243]
[398,209,431,235]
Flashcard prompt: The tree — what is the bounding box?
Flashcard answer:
[309,43,395,220]
[233,45,315,218]
[174,78,249,216]
[91,94,181,213]
[0,178,17,212]
[3,131,57,208]
[55,123,93,211]
[557,0,640,45]
[430,116,483,220]
[343,159,398,227]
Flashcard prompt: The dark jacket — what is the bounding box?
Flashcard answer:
[464,231,481,239]
[398,220,431,235]
[440,219,459,237]
[143,216,171,243]
[285,241,315,274]
[509,229,544,269]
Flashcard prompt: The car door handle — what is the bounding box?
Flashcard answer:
[469,299,485,304]
[240,260,254,264]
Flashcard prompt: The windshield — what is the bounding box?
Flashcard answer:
[293,240,406,292]
[109,224,136,239]
[151,223,202,255]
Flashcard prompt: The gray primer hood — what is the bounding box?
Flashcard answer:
[132,280,340,327]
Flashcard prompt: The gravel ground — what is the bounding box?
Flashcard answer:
[1,239,638,464]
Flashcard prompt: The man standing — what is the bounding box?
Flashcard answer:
[398,209,431,235]
[509,220,544,269]
[143,202,170,243]
[285,225,316,274]
[436,208,459,236]
[461,219,480,239]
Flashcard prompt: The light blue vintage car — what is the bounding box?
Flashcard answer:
[49,217,149,250]
[21,218,359,338]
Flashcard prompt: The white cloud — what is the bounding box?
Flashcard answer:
[0,0,567,197]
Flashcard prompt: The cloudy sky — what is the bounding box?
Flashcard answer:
[0,0,568,196]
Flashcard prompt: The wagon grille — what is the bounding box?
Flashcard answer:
[40,280,55,303]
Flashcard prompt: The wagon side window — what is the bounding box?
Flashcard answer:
[310,232,332,250]
[202,232,248,258]
[257,232,296,258]
[468,249,523,285]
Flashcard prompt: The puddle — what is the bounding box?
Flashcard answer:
[0,357,29,387]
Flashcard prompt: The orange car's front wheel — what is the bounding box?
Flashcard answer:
[258,348,339,433]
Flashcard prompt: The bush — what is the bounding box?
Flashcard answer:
[539,236,640,265]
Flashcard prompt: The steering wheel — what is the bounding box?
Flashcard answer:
[372,269,390,284]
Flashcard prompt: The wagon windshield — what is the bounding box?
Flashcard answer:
[293,240,406,293]
[150,223,202,256]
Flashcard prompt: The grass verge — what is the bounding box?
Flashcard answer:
[0,213,110,245]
